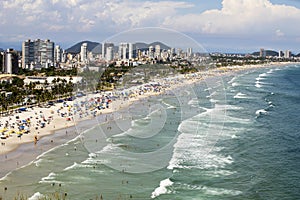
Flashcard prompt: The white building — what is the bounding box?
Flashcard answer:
[149,46,154,59]
[155,45,161,58]
[118,43,128,60]
[106,47,114,61]
[285,50,291,58]
[5,51,12,74]
[187,48,193,57]
[80,43,88,63]
[61,50,67,63]
[54,45,62,64]
[102,43,114,60]
[128,43,133,60]
[278,50,283,58]
[260,48,266,58]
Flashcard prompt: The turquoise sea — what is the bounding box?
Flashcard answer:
[0,64,300,199]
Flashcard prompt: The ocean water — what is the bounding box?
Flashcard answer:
[1,64,300,199]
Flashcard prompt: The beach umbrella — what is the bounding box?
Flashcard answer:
[0,128,7,133]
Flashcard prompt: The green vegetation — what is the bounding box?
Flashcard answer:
[17,67,77,76]
[0,76,74,115]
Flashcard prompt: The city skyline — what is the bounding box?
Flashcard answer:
[1,0,300,53]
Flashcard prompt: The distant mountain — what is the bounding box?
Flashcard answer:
[148,41,171,50]
[0,48,3,52]
[135,41,171,50]
[66,41,100,54]
[135,42,149,50]
[66,41,171,54]
[91,44,102,54]
[252,50,279,57]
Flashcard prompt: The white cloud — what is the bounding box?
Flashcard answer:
[1,0,300,50]
[0,0,194,38]
[163,0,300,36]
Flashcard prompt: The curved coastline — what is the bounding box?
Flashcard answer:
[0,62,295,182]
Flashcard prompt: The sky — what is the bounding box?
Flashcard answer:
[1,0,300,53]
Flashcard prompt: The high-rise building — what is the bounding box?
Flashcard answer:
[80,43,88,63]
[177,48,183,55]
[128,43,133,60]
[118,43,134,60]
[61,50,67,63]
[260,48,266,58]
[155,45,161,58]
[149,46,154,59]
[3,49,19,74]
[54,45,62,64]
[187,48,193,58]
[102,43,114,60]
[285,50,291,58]
[278,50,283,58]
[22,40,34,68]
[106,46,114,61]
[22,39,54,68]
[118,43,128,60]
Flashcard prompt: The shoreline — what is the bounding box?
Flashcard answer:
[0,61,297,179]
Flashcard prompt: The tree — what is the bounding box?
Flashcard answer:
[12,77,24,88]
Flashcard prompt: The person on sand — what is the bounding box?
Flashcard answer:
[34,135,38,145]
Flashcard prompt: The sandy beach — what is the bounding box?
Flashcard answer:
[0,62,294,179]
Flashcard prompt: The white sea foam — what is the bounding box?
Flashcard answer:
[206,169,236,177]
[63,162,79,171]
[34,158,43,167]
[28,192,45,200]
[234,92,248,99]
[0,171,12,181]
[255,109,267,117]
[203,186,242,196]
[151,178,174,198]
[231,134,237,139]
[225,115,251,124]
[256,77,265,81]
[173,183,242,196]
[228,77,236,84]
[39,172,62,184]
[209,98,218,103]
[204,87,212,91]
[167,102,251,171]
[35,132,83,161]
[255,81,262,88]
[187,98,199,107]
[255,70,275,88]
[259,72,268,77]
[225,104,244,111]
[231,82,240,87]
[111,105,166,139]
[161,100,176,109]
[82,152,111,165]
